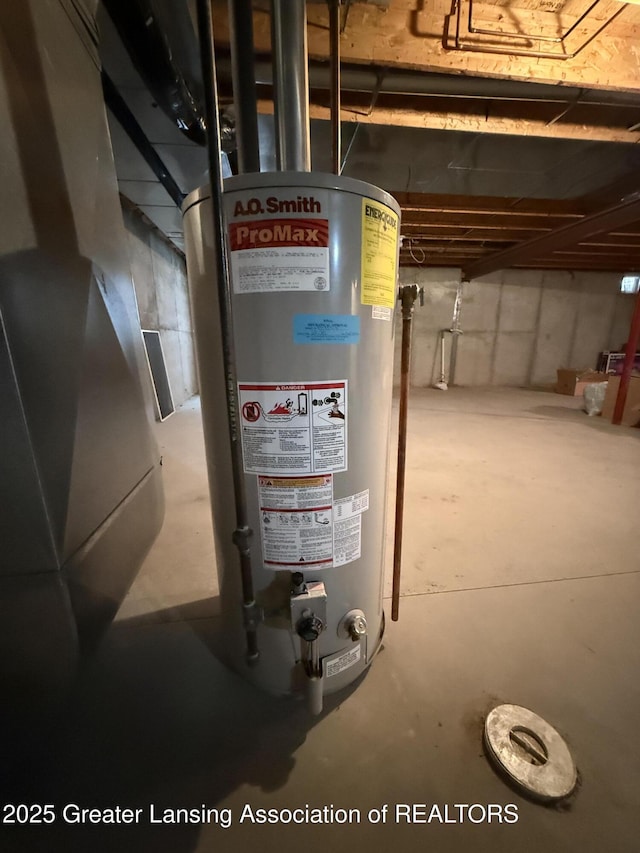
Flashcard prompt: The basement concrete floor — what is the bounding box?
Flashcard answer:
[5,388,640,853]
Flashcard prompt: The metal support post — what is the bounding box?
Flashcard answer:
[612,288,640,425]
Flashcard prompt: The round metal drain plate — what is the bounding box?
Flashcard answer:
[484,704,577,801]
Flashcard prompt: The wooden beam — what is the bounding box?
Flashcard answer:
[403,244,496,253]
[402,228,640,247]
[255,96,640,144]
[513,260,640,269]
[401,212,584,230]
[305,103,640,144]
[400,226,552,240]
[392,191,590,215]
[212,0,640,94]
[400,258,640,270]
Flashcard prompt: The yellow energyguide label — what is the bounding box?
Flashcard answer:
[361,198,399,309]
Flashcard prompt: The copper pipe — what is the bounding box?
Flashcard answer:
[392,285,421,622]
[467,0,603,44]
[446,0,626,60]
[612,289,640,425]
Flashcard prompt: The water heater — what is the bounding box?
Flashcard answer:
[183,170,400,706]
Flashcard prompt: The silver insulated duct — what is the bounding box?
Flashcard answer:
[184,0,400,709]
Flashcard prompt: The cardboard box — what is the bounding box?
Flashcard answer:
[556,369,609,397]
[597,351,640,374]
[601,375,640,426]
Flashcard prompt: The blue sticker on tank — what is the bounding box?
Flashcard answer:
[294,314,360,344]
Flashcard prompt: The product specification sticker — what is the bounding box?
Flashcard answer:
[333,488,370,567]
[293,314,360,345]
[238,381,347,475]
[372,305,393,322]
[258,475,333,568]
[334,488,369,520]
[228,190,330,294]
[324,644,362,678]
[333,516,361,567]
[361,198,399,309]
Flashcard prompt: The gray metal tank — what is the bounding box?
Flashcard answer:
[183,171,400,699]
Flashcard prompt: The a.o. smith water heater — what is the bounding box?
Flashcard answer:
[183,169,400,709]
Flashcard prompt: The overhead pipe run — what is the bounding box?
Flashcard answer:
[105,0,639,166]
[467,0,601,44]
[444,0,627,61]
[195,0,259,664]
[215,57,640,111]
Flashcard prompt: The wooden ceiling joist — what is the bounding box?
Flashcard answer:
[305,102,640,143]
[462,192,640,278]
[212,3,640,274]
[211,0,640,93]
[393,192,590,215]
[397,189,640,272]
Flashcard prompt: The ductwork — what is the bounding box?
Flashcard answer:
[102,0,206,145]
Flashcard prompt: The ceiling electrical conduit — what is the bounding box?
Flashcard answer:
[467,0,604,43]
[445,0,628,60]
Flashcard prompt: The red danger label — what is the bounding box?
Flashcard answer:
[229,218,329,251]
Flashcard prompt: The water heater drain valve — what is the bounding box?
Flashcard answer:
[338,609,368,642]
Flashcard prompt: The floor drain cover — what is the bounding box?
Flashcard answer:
[484,704,577,801]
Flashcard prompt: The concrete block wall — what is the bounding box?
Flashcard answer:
[397,267,636,387]
[122,204,198,409]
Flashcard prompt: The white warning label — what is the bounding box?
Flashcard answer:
[333,488,369,567]
[239,381,347,475]
[325,644,362,678]
[372,305,393,322]
[333,515,362,567]
[334,489,369,520]
[258,475,333,568]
